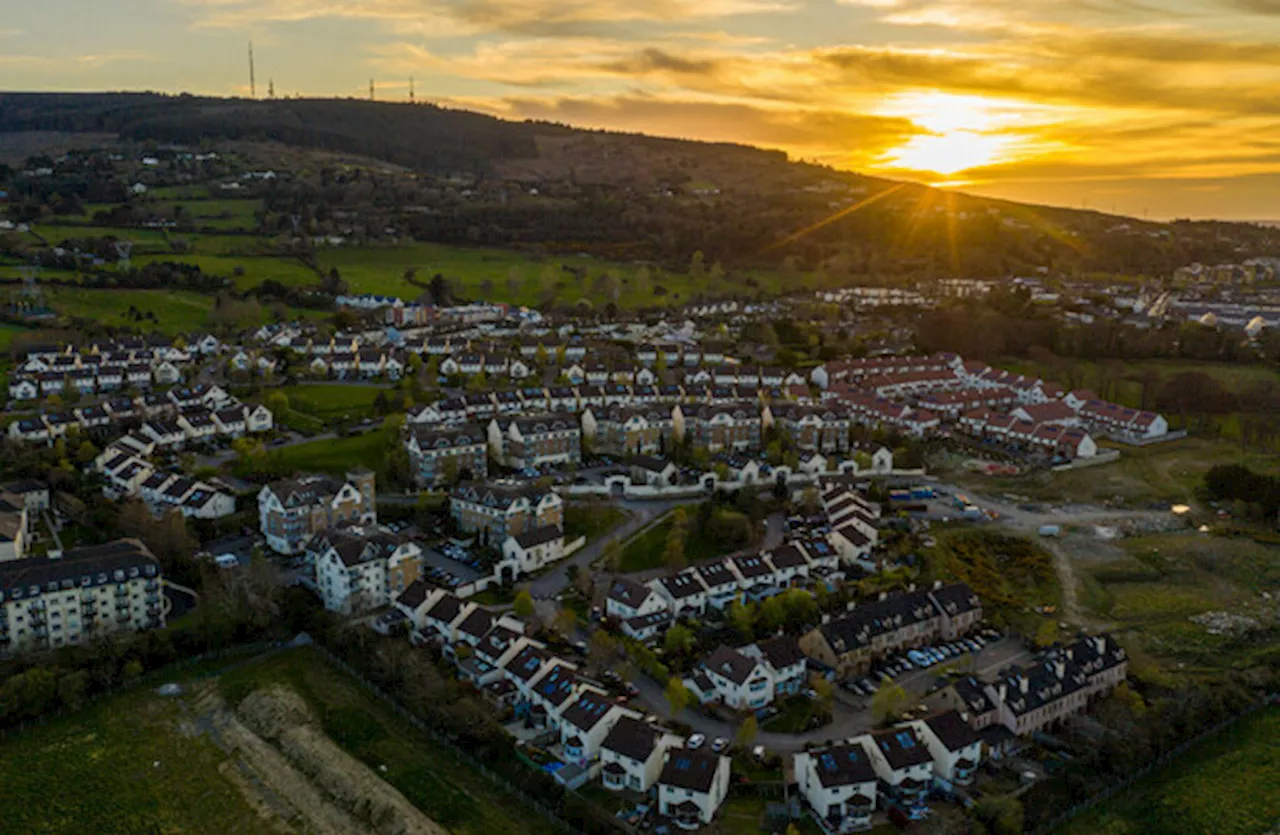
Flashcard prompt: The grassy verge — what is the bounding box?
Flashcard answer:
[1060,705,1280,835]
[279,383,390,421]
[268,428,391,475]
[218,647,558,835]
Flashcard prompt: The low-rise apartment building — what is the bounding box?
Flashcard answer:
[258,469,377,554]
[0,539,164,656]
[488,413,581,468]
[449,482,563,545]
[308,525,423,614]
[406,424,489,487]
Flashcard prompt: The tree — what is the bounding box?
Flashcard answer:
[589,630,617,668]
[602,538,624,572]
[662,528,686,573]
[552,608,577,637]
[735,715,758,749]
[728,599,754,640]
[871,682,909,723]
[689,251,706,281]
[513,590,535,618]
[266,390,290,417]
[664,623,695,655]
[812,677,834,714]
[664,676,692,715]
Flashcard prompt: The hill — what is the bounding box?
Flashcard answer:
[2,91,1279,278]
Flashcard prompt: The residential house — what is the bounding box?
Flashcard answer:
[656,749,731,828]
[601,716,681,794]
[909,710,982,791]
[794,742,878,833]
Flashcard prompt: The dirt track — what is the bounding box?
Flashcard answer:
[185,683,447,835]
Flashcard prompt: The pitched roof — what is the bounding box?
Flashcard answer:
[870,726,933,771]
[659,749,722,793]
[704,645,761,686]
[808,742,876,787]
[922,710,981,753]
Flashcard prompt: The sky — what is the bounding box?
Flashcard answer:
[5,0,1280,220]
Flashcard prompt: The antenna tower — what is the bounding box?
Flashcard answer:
[369,79,375,100]
[409,76,415,104]
[248,40,256,98]
[268,79,275,99]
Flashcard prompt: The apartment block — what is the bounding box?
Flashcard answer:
[258,469,377,554]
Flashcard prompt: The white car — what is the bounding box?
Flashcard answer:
[687,733,706,749]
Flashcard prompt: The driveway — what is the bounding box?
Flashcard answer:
[628,637,1029,754]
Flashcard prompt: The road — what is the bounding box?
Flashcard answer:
[529,498,690,598]
[630,638,1030,754]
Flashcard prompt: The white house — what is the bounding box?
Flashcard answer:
[499,525,566,578]
[601,716,682,794]
[606,577,669,622]
[657,749,731,829]
[648,572,709,617]
[558,689,637,768]
[794,742,878,833]
[858,727,934,816]
[910,711,983,791]
[688,645,775,711]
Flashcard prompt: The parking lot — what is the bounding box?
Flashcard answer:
[420,542,487,588]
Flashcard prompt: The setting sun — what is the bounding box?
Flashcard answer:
[875,92,1028,177]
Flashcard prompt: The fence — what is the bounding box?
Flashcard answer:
[1033,695,1278,833]
[311,645,585,835]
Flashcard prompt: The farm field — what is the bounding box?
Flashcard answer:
[132,253,320,289]
[218,647,558,835]
[1060,705,1280,835]
[44,286,221,334]
[0,678,276,834]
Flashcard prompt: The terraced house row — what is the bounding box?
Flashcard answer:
[95,434,236,519]
[6,335,217,402]
[392,584,733,829]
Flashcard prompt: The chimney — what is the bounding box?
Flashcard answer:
[1053,660,1066,679]
[822,613,831,624]
[908,583,916,593]
[933,580,942,590]
[997,684,1007,702]
[878,592,887,601]
[1019,677,1029,694]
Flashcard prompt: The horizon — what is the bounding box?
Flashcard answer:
[4,1,1280,220]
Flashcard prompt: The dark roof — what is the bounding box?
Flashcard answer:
[766,544,807,570]
[531,662,578,707]
[0,539,160,597]
[695,559,736,590]
[513,525,563,549]
[870,727,933,771]
[505,644,553,682]
[396,579,431,610]
[608,577,653,609]
[624,611,672,632]
[704,645,761,686]
[922,710,981,753]
[560,689,617,733]
[951,676,996,715]
[731,554,773,580]
[754,635,804,671]
[929,582,981,617]
[809,742,876,787]
[656,571,707,600]
[456,607,495,639]
[659,749,722,793]
[816,588,942,655]
[426,592,465,624]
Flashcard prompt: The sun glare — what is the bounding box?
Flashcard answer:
[875,91,1027,177]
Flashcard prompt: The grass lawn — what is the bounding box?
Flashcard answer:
[564,502,629,544]
[219,647,558,835]
[278,384,390,420]
[164,198,264,230]
[0,322,34,352]
[616,507,742,572]
[1061,706,1280,835]
[0,683,272,834]
[761,696,827,734]
[268,428,392,475]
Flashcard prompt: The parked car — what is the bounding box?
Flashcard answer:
[687,734,706,749]
[712,738,730,753]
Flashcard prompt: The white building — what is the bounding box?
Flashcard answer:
[656,748,732,829]
[794,742,878,833]
[601,715,682,794]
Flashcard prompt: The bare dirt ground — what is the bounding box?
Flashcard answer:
[182,682,447,835]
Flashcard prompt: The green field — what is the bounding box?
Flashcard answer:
[1061,706,1280,835]
[1077,531,1279,683]
[166,199,263,230]
[0,679,276,834]
[44,286,221,334]
[0,322,34,352]
[132,253,321,288]
[268,428,392,475]
[961,435,1280,506]
[276,384,391,420]
[218,647,558,835]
